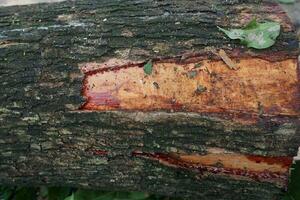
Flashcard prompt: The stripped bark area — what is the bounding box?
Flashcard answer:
[132,150,292,187]
[0,0,299,199]
[81,57,298,124]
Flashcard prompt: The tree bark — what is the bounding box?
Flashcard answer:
[0,0,299,199]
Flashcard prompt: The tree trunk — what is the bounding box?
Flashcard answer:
[0,0,299,199]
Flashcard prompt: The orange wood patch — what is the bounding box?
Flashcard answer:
[81,58,299,121]
[178,153,292,174]
[132,149,293,187]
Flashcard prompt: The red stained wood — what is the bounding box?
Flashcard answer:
[245,155,293,168]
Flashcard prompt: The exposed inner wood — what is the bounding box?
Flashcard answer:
[132,149,292,187]
[177,148,292,173]
[81,57,299,123]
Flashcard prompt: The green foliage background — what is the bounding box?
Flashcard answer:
[283,161,300,200]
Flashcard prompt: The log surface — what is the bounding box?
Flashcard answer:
[0,0,299,199]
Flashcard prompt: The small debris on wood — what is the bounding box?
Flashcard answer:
[186,70,198,79]
[206,47,238,70]
[218,49,238,70]
[258,101,264,116]
[153,82,160,89]
[204,66,211,75]
[194,62,203,68]
[195,85,207,95]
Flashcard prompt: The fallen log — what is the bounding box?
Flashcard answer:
[0,0,299,199]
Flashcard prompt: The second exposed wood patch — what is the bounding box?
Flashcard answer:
[132,148,292,188]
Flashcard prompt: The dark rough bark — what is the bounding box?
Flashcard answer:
[0,0,299,199]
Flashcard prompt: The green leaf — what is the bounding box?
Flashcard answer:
[92,192,115,200]
[194,62,203,68]
[64,192,75,200]
[40,186,49,198]
[218,19,281,49]
[143,60,153,75]
[285,160,300,200]
[278,0,295,4]
[73,189,110,200]
[218,27,244,40]
[0,186,14,200]
[244,18,259,30]
[128,192,150,200]
[114,191,130,199]
[47,187,72,200]
[14,187,38,200]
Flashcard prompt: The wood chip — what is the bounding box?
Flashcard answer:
[217,49,238,70]
[205,47,238,70]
